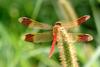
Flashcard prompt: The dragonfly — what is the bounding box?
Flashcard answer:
[18,15,93,58]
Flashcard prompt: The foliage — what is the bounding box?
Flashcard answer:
[0,0,100,67]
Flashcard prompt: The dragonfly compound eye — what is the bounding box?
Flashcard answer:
[55,22,62,26]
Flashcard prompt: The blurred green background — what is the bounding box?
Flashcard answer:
[0,0,100,67]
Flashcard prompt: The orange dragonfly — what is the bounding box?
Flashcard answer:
[18,15,93,58]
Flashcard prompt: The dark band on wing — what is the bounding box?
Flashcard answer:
[77,15,90,25]
[78,34,93,42]
[24,34,34,42]
[20,17,32,27]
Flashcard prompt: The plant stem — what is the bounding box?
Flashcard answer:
[57,27,79,67]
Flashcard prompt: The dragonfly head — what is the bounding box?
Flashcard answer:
[53,21,62,35]
[55,21,62,26]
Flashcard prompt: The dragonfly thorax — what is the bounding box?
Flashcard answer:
[53,23,62,35]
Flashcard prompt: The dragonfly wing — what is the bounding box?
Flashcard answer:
[77,34,93,42]
[61,15,90,29]
[22,32,53,43]
[67,33,93,42]
[18,17,52,30]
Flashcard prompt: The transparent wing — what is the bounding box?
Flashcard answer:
[67,33,93,42]
[60,15,90,29]
[22,32,93,43]
[22,32,53,43]
[18,17,52,30]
